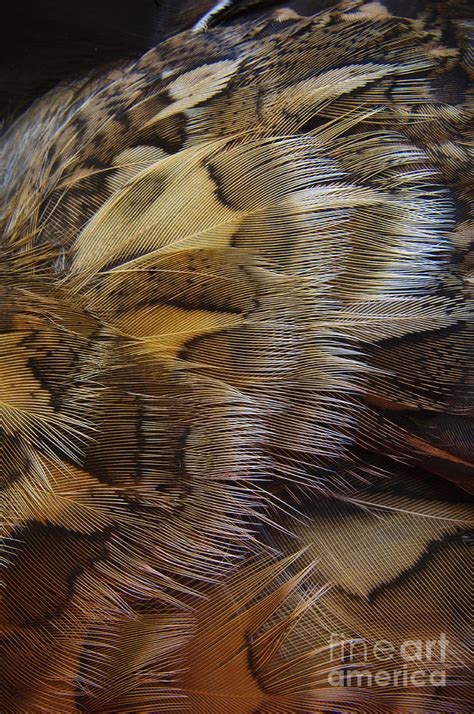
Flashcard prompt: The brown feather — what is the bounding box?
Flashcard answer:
[0,0,472,711]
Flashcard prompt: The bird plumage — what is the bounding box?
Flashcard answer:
[0,1,472,711]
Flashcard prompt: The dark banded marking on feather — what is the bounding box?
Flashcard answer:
[1,523,109,627]
[367,532,471,605]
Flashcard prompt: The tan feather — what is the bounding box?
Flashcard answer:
[0,0,472,711]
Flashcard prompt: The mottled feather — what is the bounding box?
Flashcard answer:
[0,0,473,712]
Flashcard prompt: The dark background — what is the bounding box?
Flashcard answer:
[0,0,220,120]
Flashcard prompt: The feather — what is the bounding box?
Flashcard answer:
[0,0,473,711]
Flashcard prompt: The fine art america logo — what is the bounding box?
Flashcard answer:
[328,633,449,688]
